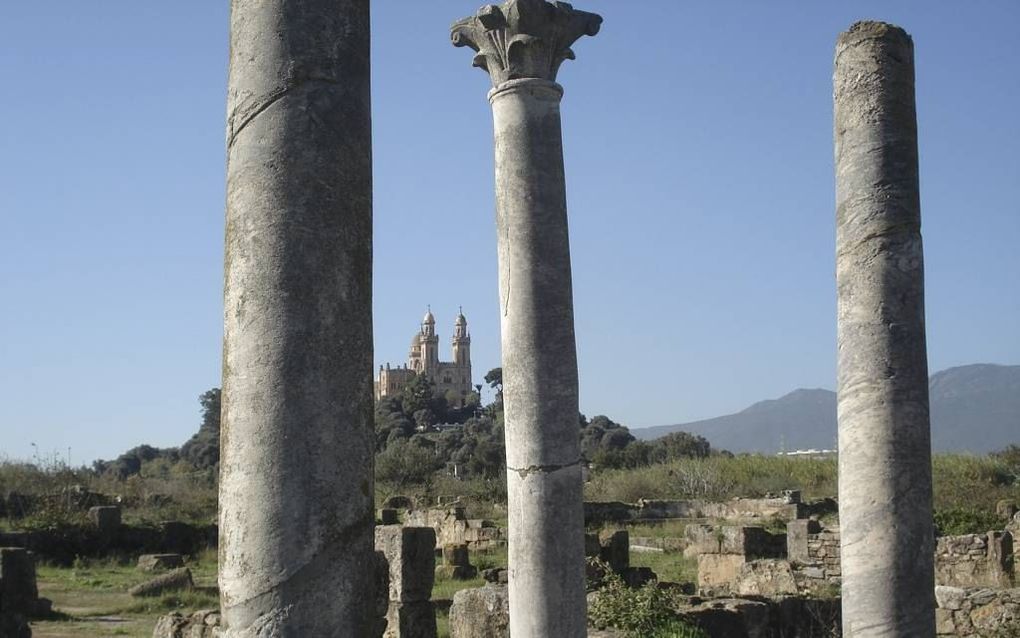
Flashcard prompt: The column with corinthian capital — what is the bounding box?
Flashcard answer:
[451,2,600,636]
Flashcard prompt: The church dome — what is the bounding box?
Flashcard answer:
[455,309,467,325]
[423,308,435,325]
[410,333,421,346]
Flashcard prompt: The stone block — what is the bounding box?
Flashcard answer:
[0,548,39,615]
[685,525,784,559]
[384,495,414,510]
[449,585,509,638]
[988,531,1014,585]
[87,505,121,535]
[934,608,955,635]
[786,519,821,563]
[128,567,193,597]
[152,609,221,638]
[160,521,199,554]
[443,544,471,567]
[996,499,1018,520]
[969,592,1020,633]
[683,598,771,638]
[935,585,966,611]
[137,554,184,572]
[621,566,655,588]
[379,508,399,525]
[697,553,746,594]
[384,601,437,638]
[481,568,508,584]
[584,533,601,558]
[375,551,391,624]
[376,525,436,603]
[734,559,798,597]
[598,530,629,573]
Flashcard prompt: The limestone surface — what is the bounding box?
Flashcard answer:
[218,0,376,635]
[137,554,184,572]
[834,20,935,637]
[375,525,436,604]
[451,2,600,635]
[128,567,193,597]
[449,585,510,638]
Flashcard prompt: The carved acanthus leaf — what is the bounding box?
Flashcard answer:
[451,0,601,87]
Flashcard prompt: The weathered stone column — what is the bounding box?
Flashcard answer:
[451,2,600,636]
[220,1,375,635]
[834,21,935,637]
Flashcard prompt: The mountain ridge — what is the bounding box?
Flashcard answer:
[635,363,1020,454]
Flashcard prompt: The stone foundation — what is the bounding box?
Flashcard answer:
[936,531,1014,588]
[935,586,1020,636]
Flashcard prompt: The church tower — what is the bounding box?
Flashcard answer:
[452,308,471,366]
[419,307,439,374]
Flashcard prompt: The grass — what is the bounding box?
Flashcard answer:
[432,546,507,638]
[8,449,1018,636]
[31,551,218,638]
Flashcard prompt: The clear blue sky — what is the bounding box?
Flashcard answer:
[1,2,1017,465]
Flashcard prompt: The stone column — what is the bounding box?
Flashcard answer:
[219,1,375,635]
[451,2,600,636]
[834,21,935,637]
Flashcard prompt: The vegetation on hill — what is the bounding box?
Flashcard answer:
[2,375,1017,536]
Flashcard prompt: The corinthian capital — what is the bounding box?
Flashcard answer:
[451,0,602,88]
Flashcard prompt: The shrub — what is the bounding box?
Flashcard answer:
[934,508,1005,536]
[588,567,707,638]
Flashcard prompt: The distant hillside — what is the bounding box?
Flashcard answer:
[635,364,1020,454]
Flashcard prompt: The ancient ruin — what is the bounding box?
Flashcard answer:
[450,1,601,635]
[834,21,936,636]
[376,525,439,638]
[218,0,375,635]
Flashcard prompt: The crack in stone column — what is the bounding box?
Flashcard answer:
[507,458,583,479]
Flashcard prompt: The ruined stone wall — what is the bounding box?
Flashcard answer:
[585,493,807,526]
[403,508,504,551]
[935,531,1014,589]
[935,586,1020,636]
[684,525,787,595]
[803,528,842,582]
[0,519,216,564]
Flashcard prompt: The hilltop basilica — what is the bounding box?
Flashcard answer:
[375,308,474,405]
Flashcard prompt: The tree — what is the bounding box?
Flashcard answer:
[375,395,413,451]
[484,367,503,395]
[484,368,504,423]
[578,415,634,460]
[401,374,435,416]
[181,387,222,469]
[649,431,711,462]
[375,438,442,487]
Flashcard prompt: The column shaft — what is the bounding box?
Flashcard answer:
[219,1,375,635]
[491,79,587,637]
[834,21,935,637]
